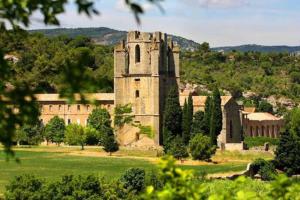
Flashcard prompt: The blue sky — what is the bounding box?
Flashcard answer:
[30,0,300,47]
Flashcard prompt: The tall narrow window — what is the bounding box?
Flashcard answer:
[86,105,90,111]
[229,120,233,138]
[77,105,80,111]
[49,105,52,111]
[68,105,71,112]
[58,105,62,111]
[135,45,140,63]
[135,90,140,98]
[68,119,71,124]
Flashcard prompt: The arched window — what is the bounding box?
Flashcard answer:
[135,45,141,63]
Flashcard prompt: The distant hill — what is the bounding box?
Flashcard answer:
[29,27,199,50]
[29,28,300,53]
[212,44,300,53]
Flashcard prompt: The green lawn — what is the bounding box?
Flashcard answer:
[0,149,247,195]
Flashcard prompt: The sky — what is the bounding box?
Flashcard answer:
[29,0,300,47]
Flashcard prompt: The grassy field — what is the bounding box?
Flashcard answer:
[0,146,274,196]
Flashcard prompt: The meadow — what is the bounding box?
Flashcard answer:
[0,146,274,196]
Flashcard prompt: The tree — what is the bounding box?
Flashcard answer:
[168,136,189,161]
[203,96,212,135]
[182,94,193,144]
[15,123,43,146]
[274,130,300,176]
[87,108,113,145]
[191,111,206,136]
[189,134,216,161]
[65,124,86,150]
[114,104,134,129]
[120,168,145,193]
[209,87,222,145]
[258,100,273,113]
[103,135,119,156]
[182,100,189,144]
[163,86,182,149]
[44,116,65,145]
[84,126,101,145]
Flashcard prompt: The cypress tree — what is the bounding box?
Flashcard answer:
[182,99,189,144]
[209,87,223,145]
[203,96,212,135]
[213,87,223,136]
[182,93,194,144]
[187,93,194,133]
[191,111,206,136]
[163,86,182,149]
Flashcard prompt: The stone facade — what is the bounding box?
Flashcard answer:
[242,112,284,138]
[114,31,180,145]
[36,31,243,147]
[37,93,114,125]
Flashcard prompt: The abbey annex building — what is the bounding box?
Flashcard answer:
[36,31,243,148]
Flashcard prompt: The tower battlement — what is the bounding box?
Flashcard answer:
[127,31,167,43]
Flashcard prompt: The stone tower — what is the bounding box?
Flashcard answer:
[114,31,180,145]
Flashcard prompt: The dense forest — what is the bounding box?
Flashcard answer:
[2,31,300,109]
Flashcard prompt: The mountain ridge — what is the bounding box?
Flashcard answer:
[29,27,300,53]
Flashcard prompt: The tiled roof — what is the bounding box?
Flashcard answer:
[179,95,232,107]
[35,93,114,102]
[243,107,256,113]
[246,112,281,121]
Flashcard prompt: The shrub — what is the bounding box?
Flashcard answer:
[120,168,145,193]
[103,135,119,155]
[275,130,300,176]
[250,159,277,181]
[167,136,189,160]
[145,170,163,190]
[5,175,44,200]
[244,136,279,148]
[45,175,102,199]
[189,134,216,161]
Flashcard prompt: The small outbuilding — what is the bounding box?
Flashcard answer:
[242,112,284,138]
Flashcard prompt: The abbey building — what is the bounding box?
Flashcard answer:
[37,31,243,147]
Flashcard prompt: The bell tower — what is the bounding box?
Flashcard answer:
[114,31,180,145]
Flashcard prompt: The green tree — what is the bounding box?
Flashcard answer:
[163,86,182,149]
[87,108,113,145]
[191,111,206,136]
[103,135,119,156]
[182,100,189,144]
[168,136,189,160]
[189,134,216,161]
[17,123,43,146]
[275,130,300,176]
[258,100,273,113]
[203,96,212,135]
[44,116,65,145]
[65,124,86,150]
[209,87,222,145]
[84,126,101,145]
[182,94,193,144]
[114,104,134,129]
